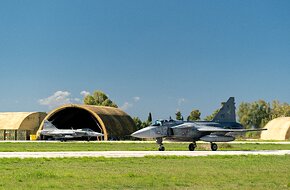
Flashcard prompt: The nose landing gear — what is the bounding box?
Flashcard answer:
[156,137,165,151]
[158,146,165,151]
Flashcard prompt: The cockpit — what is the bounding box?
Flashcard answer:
[152,120,169,126]
[152,119,176,126]
[151,118,183,127]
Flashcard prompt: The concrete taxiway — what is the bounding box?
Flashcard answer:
[1,140,290,144]
[0,150,289,158]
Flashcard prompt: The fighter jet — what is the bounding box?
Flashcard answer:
[40,120,104,141]
[131,97,266,151]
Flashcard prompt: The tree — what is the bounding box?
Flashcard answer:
[187,109,201,121]
[132,116,151,131]
[238,100,271,129]
[141,121,151,128]
[83,95,95,105]
[204,109,220,121]
[132,117,142,131]
[271,100,290,119]
[237,102,251,128]
[83,90,118,108]
[176,111,183,120]
[252,100,271,128]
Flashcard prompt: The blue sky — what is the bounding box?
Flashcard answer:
[0,0,289,120]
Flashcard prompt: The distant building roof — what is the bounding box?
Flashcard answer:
[0,112,47,133]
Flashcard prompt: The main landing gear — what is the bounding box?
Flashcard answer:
[210,142,218,151]
[156,137,165,151]
[188,142,218,151]
[188,142,197,151]
[156,138,219,151]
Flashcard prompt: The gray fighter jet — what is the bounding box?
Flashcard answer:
[40,120,104,141]
[131,97,266,151]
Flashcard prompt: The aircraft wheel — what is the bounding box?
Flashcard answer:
[159,146,165,151]
[188,143,195,151]
[211,143,218,151]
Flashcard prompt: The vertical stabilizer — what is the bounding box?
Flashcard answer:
[212,97,236,122]
[43,120,58,131]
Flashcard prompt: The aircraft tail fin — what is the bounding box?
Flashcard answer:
[212,97,236,122]
[43,120,58,131]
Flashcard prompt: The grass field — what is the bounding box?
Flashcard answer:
[0,142,289,152]
[0,155,289,190]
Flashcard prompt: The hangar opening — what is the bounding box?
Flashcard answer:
[37,104,136,141]
[44,107,104,140]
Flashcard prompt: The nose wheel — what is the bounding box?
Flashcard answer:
[210,143,218,151]
[159,145,165,151]
[156,137,165,151]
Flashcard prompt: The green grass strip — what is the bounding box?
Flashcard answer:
[0,142,289,152]
[0,155,289,189]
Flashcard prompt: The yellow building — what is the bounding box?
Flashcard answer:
[261,117,290,140]
[37,104,135,140]
[0,112,47,140]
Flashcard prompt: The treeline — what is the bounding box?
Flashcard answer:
[238,100,290,129]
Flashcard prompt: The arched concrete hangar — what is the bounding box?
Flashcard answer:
[0,112,47,140]
[261,117,290,140]
[37,104,135,140]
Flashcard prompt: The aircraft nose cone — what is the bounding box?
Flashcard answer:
[131,127,153,138]
[94,132,104,137]
[131,126,164,138]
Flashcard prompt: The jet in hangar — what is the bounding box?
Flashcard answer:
[40,120,104,141]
